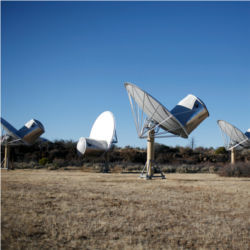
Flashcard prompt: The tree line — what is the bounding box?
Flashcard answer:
[1,140,250,169]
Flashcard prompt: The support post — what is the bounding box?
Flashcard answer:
[231,148,235,165]
[4,145,9,169]
[104,152,109,173]
[140,129,165,180]
[146,130,155,179]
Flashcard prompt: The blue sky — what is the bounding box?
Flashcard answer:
[2,1,250,149]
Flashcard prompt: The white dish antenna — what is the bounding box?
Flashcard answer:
[217,120,250,150]
[125,83,209,139]
[77,111,118,155]
[1,117,45,146]
[217,120,250,164]
[1,117,45,169]
[125,82,209,179]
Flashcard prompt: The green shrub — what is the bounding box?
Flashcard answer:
[215,147,227,155]
[39,157,49,166]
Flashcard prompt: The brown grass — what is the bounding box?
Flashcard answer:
[1,170,250,249]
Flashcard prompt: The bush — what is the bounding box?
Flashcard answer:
[39,157,49,166]
[217,163,250,177]
[175,164,201,173]
[14,161,37,169]
[46,163,59,170]
[215,147,227,155]
[53,158,66,168]
[126,164,143,172]
[161,165,177,173]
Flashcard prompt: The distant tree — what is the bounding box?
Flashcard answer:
[154,143,170,153]
[215,147,227,155]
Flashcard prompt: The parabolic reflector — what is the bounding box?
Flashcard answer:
[125,82,209,138]
[0,117,45,145]
[217,120,250,150]
[77,111,117,155]
[90,111,116,148]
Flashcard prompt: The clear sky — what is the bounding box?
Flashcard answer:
[2,1,250,149]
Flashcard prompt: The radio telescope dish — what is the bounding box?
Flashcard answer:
[217,120,250,164]
[125,82,209,179]
[77,111,118,156]
[124,83,209,139]
[1,117,45,169]
[217,120,250,150]
[125,83,187,138]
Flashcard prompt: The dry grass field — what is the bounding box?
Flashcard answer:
[1,170,250,249]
